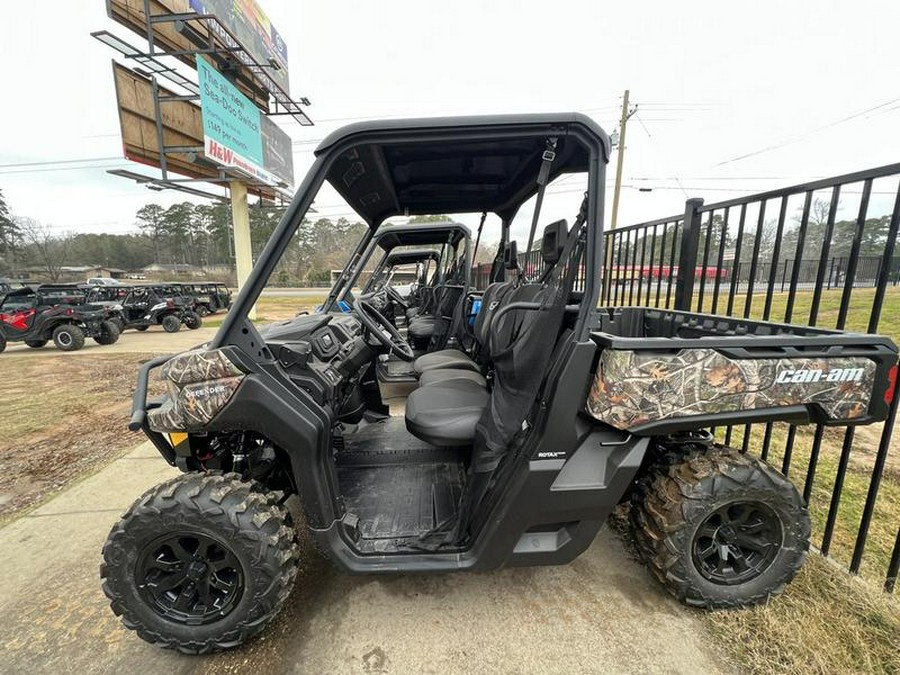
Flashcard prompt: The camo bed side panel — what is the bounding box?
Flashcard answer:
[586,348,877,430]
[148,349,245,432]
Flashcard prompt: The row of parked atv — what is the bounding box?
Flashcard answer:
[0,281,232,353]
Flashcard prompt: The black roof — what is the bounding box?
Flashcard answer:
[314,113,610,226]
[374,222,470,250]
[385,249,443,266]
[4,286,37,297]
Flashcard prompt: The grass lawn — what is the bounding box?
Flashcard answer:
[0,354,162,523]
[203,293,328,328]
[707,553,900,675]
[680,285,900,673]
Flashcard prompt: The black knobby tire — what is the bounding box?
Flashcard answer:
[135,325,149,332]
[196,305,210,317]
[101,473,300,654]
[0,334,6,353]
[113,317,127,334]
[630,445,810,608]
[25,339,48,348]
[94,320,121,345]
[161,315,181,333]
[52,324,86,352]
[184,311,203,330]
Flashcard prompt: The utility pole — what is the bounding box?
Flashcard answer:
[230,181,256,320]
[611,89,638,229]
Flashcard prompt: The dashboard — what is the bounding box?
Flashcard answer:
[260,313,375,419]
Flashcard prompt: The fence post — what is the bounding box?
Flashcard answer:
[673,198,704,311]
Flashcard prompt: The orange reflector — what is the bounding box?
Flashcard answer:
[885,365,898,406]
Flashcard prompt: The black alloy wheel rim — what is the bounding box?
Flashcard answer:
[136,532,244,624]
[691,501,783,585]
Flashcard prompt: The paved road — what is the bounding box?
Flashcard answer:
[1,326,219,357]
[0,441,735,675]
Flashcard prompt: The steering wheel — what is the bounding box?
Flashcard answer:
[384,285,409,310]
[353,299,415,362]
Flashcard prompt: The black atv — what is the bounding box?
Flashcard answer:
[106,114,898,654]
[0,286,120,352]
[119,285,203,333]
[82,284,130,333]
[177,283,231,317]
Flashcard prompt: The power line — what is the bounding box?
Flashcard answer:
[632,112,689,199]
[715,95,900,166]
[0,156,123,170]
[0,163,131,176]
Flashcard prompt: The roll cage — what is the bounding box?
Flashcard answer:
[213,113,610,356]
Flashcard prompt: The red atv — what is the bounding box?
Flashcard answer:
[0,286,120,353]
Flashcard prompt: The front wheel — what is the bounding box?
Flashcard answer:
[630,445,810,608]
[25,339,48,348]
[161,315,181,333]
[101,473,300,654]
[52,324,86,352]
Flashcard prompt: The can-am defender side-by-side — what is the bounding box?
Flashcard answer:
[0,286,121,352]
[105,114,898,654]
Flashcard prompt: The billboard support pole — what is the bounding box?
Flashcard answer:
[230,180,256,320]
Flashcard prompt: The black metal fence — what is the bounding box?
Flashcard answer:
[602,162,900,592]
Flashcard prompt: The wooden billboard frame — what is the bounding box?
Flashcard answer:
[112,61,280,200]
[107,0,278,111]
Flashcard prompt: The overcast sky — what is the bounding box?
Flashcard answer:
[1,0,899,244]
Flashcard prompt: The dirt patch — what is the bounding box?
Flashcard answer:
[0,354,163,522]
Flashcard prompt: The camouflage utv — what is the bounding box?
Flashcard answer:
[104,114,898,654]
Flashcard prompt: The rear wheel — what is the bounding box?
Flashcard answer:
[101,473,299,653]
[0,334,7,353]
[25,339,48,348]
[52,324,86,352]
[135,325,149,332]
[630,445,810,608]
[196,305,210,317]
[184,311,203,330]
[94,320,121,345]
[161,315,181,333]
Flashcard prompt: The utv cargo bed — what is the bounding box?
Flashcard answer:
[586,307,898,434]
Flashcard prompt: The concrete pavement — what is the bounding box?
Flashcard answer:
[0,440,735,674]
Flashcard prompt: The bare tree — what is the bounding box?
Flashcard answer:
[16,217,73,281]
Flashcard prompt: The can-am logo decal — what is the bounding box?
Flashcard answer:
[775,367,865,384]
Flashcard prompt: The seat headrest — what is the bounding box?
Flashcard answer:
[504,240,519,269]
[541,219,569,265]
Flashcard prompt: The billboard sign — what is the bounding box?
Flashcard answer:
[106,0,295,104]
[197,57,293,187]
[188,0,289,92]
